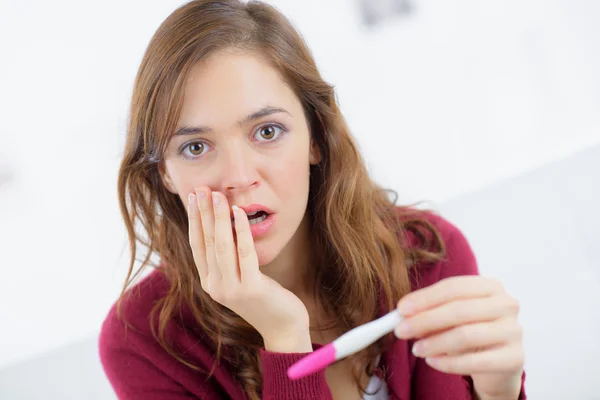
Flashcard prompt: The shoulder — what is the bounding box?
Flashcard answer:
[398,209,479,291]
[99,268,170,360]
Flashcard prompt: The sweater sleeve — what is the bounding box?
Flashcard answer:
[100,303,334,400]
[411,216,527,399]
[99,337,206,399]
[259,344,333,400]
[99,311,223,400]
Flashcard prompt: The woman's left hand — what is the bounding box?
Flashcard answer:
[395,276,524,400]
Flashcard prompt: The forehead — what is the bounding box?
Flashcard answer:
[179,50,300,125]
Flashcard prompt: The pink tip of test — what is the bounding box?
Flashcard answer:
[287,343,336,380]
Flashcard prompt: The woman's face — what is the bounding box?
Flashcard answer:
[160,50,320,266]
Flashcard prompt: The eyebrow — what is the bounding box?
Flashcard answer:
[174,106,291,136]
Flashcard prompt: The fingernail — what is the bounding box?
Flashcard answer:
[232,205,240,216]
[412,342,424,357]
[398,300,414,316]
[211,192,220,206]
[395,323,411,338]
[188,193,196,206]
[425,357,438,367]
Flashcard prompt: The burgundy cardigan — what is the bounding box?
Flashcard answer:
[99,212,526,399]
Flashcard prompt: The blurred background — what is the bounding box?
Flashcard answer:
[1,0,599,398]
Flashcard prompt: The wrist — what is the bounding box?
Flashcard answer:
[473,371,523,400]
[262,329,312,353]
[474,392,520,400]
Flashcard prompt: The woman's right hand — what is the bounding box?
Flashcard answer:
[187,187,312,353]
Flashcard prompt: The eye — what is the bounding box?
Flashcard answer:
[188,142,204,155]
[254,124,286,142]
[180,141,208,159]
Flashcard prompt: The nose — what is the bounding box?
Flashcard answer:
[218,142,259,193]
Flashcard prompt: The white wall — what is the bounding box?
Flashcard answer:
[440,145,600,399]
[1,0,599,397]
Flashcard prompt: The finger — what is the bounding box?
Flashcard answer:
[395,295,520,339]
[397,276,504,316]
[412,317,523,358]
[424,342,524,375]
[212,191,239,282]
[187,193,208,281]
[232,205,260,285]
[195,187,221,284]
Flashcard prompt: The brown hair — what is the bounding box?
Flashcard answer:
[117,1,444,398]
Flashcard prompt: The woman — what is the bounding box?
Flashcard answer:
[99,1,526,399]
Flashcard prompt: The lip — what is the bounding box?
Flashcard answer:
[247,213,275,239]
[229,203,275,220]
[230,203,275,239]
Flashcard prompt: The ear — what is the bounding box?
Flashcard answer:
[309,138,322,165]
[158,162,178,194]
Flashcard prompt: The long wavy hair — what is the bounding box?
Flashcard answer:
[117,1,444,398]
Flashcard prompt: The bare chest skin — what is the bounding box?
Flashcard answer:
[311,329,370,400]
[325,358,370,400]
[305,298,373,400]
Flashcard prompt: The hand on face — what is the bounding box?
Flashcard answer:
[187,186,311,352]
[395,276,524,399]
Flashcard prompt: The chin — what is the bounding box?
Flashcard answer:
[255,210,306,268]
[255,243,280,267]
[255,228,295,267]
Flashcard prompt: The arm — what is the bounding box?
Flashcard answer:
[100,335,215,400]
[99,315,227,400]
[99,309,333,400]
[100,335,333,400]
[260,346,333,400]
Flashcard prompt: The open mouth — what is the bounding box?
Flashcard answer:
[230,205,275,239]
[246,210,268,225]
[230,210,270,225]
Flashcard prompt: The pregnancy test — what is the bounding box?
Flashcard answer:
[287,309,403,379]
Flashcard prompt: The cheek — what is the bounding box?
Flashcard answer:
[272,148,311,197]
[164,160,206,198]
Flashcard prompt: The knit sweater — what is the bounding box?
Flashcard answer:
[99,212,526,399]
